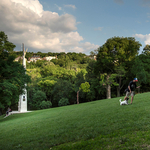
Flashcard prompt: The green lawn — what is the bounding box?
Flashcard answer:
[1,92,150,150]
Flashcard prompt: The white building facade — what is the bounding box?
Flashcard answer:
[44,56,56,61]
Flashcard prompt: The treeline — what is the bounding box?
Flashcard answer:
[14,51,91,63]
[13,51,57,60]
[26,37,150,110]
[26,52,91,69]
[1,31,150,113]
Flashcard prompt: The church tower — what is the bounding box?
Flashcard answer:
[18,44,28,112]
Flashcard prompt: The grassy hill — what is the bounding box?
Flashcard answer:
[0,92,150,150]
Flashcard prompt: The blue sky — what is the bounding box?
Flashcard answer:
[0,0,150,54]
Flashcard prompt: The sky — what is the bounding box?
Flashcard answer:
[0,0,150,55]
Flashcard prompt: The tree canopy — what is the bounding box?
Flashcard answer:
[2,32,150,112]
[0,31,31,114]
[95,36,142,98]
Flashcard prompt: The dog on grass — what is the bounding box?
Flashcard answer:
[119,98,129,105]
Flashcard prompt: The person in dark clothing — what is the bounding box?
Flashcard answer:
[124,78,140,104]
[6,107,11,116]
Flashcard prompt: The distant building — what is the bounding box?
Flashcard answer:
[86,55,97,60]
[43,56,57,61]
[15,55,58,63]
[93,55,97,60]
[28,55,42,62]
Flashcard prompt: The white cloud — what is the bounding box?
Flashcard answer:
[55,4,62,11]
[134,34,150,45]
[64,4,76,10]
[81,42,99,50]
[80,42,99,54]
[70,47,84,53]
[0,0,98,54]
[94,27,103,31]
[69,42,99,53]
[11,0,43,16]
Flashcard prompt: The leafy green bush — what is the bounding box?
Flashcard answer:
[58,98,69,107]
[40,101,52,109]
[30,90,46,110]
[52,80,74,106]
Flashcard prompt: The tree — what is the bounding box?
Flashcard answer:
[41,65,76,82]
[77,82,90,104]
[90,49,98,57]
[95,37,141,99]
[38,79,56,101]
[30,90,47,110]
[74,69,86,103]
[58,98,69,107]
[79,82,90,93]
[115,66,126,97]
[86,60,106,101]
[100,73,118,99]
[40,101,52,109]
[130,54,150,93]
[131,57,146,90]
[0,31,31,114]
[143,44,150,55]
[52,80,74,106]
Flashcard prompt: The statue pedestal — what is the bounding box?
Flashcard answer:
[18,88,27,112]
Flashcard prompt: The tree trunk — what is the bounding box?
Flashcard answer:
[106,74,111,99]
[77,90,79,104]
[106,84,111,99]
[117,87,120,97]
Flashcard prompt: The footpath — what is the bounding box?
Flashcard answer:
[4,111,32,118]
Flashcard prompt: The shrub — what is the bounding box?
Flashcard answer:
[58,98,69,107]
[40,101,52,109]
[30,90,46,110]
[52,80,74,106]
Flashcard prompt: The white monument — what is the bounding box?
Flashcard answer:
[18,44,28,112]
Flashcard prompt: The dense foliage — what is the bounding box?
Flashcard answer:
[95,37,142,99]
[1,31,150,112]
[0,31,31,114]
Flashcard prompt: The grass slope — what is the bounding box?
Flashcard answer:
[1,93,150,150]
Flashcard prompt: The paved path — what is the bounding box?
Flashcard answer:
[4,111,32,118]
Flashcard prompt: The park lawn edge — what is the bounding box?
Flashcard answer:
[0,92,150,150]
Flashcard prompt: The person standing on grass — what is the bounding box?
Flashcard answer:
[124,78,140,104]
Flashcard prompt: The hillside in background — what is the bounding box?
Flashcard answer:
[1,31,150,117]
[1,92,150,150]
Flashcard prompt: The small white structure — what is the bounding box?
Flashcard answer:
[18,84,27,112]
[18,44,28,112]
[44,56,57,61]
[28,55,42,62]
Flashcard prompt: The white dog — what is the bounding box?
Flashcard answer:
[119,98,129,105]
